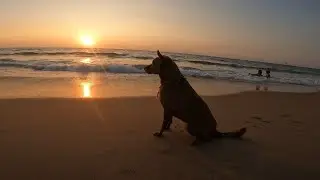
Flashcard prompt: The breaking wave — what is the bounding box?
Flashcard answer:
[1,58,319,86]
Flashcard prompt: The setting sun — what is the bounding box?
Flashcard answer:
[80,35,95,46]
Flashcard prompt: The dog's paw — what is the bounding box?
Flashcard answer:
[164,128,172,132]
[153,132,163,137]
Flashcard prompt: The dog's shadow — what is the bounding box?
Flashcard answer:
[156,133,266,179]
[196,137,258,162]
[193,138,264,179]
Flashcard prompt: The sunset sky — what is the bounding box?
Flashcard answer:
[0,0,319,66]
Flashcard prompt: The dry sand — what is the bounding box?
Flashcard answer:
[0,92,319,180]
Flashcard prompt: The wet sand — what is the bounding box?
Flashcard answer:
[0,92,319,179]
[0,76,316,98]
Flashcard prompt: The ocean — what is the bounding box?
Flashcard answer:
[0,48,319,98]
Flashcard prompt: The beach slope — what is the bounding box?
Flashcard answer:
[0,92,319,180]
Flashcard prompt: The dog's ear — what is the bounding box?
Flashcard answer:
[157,50,164,59]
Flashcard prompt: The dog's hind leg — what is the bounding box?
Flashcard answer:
[164,113,172,131]
[187,124,212,146]
[153,109,173,137]
[191,135,213,146]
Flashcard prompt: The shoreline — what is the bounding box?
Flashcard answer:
[0,76,318,99]
[0,90,318,99]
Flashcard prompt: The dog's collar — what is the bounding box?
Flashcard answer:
[157,76,186,99]
[160,76,186,85]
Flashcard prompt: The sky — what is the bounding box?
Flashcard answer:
[0,0,319,66]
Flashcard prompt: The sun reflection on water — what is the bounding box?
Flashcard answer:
[80,81,93,98]
[80,58,92,64]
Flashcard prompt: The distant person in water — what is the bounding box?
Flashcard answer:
[249,69,263,77]
[265,69,271,78]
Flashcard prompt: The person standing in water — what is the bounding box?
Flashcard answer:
[249,69,263,77]
[266,69,271,78]
[251,69,263,90]
[263,69,271,91]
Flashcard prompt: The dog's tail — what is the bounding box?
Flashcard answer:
[214,127,247,138]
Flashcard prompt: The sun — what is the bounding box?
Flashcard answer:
[80,35,95,46]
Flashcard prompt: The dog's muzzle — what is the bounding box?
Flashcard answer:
[144,65,152,74]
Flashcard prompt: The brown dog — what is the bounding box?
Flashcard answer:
[144,51,246,145]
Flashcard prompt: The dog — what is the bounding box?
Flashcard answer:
[144,50,246,146]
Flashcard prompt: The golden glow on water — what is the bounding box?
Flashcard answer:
[80,58,92,64]
[80,81,93,98]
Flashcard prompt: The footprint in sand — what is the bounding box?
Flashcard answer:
[251,116,262,120]
[119,168,136,176]
[253,116,271,124]
[245,120,261,128]
[247,115,272,128]
[280,114,303,126]
[288,119,304,132]
[252,124,261,128]
[244,116,261,124]
[290,119,302,125]
[261,120,271,124]
[279,114,305,134]
[280,114,291,118]
[289,120,305,135]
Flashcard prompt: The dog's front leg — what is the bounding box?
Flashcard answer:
[154,110,172,137]
[164,113,172,131]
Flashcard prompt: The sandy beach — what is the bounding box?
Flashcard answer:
[1,0,320,179]
[0,92,319,180]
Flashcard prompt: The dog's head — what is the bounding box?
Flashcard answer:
[144,50,167,74]
[144,51,182,81]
